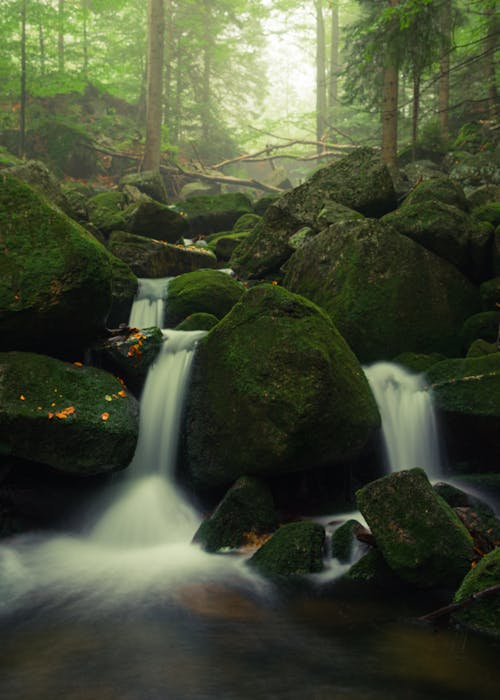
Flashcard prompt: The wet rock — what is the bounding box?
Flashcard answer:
[452,548,500,641]
[461,311,500,349]
[175,313,219,331]
[96,326,163,392]
[248,521,325,577]
[331,519,363,563]
[403,176,468,211]
[480,277,500,311]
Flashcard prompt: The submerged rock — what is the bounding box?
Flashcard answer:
[0,174,113,353]
[283,218,480,363]
[185,284,380,487]
[193,476,277,552]
[452,548,500,641]
[356,469,474,588]
[0,352,139,475]
[248,521,325,577]
[164,269,244,327]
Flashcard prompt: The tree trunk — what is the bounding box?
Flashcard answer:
[412,72,420,162]
[82,0,89,77]
[143,0,165,172]
[58,0,65,73]
[163,0,173,139]
[39,19,45,76]
[201,0,212,145]
[485,4,499,119]
[315,0,327,150]
[327,0,340,140]
[438,0,451,141]
[381,0,399,169]
[20,0,27,158]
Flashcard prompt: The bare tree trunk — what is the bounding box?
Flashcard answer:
[411,73,421,162]
[143,0,165,172]
[39,19,45,76]
[82,0,89,77]
[485,4,499,119]
[327,0,340,140]
[438,0,451,141]
[20,0,27,158]
[381,0,399,168]
[201,0,212,144]
[163,0,172,139]
[58,0,65,73]
[315,0,327,150]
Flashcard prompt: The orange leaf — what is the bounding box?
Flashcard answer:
[73,362,83,367]
[48,412,54,420]
[118,390,127,398]
[101,412,109,421]
[19,395,26,401]
[55,406,75,420]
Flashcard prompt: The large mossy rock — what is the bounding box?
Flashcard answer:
[175,312,219,331]
[7,160,74,216]
[179,193,253,235]
[119,170,168,204]
[26,121,98,178]
[0,174,113,353]
[164,269,244,327]
[452,548,500,641]
[230,148,396,279]
[480,277,500,310]
[185,284,380,487]
[108,255,138,327]
[283,219,480,363]
[124,199,188,242]
[356,469,474,588]
[402,176,468,211]
[87,191,127,235]
[248,521,325,577]
[193,475,277,552]
[0,352,139,475]
[461,311,500,348]
[108,231,217,277]
[426,354,500,471]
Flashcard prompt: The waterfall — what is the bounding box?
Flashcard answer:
[128,277,171,329]
[364,362,442,477]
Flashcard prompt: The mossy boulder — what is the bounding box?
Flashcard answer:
[356,469,474,588]
[316,201,365,230]
[184,284,380,486]
[391,352,446,374]
[179,193,253,235]
[193,476,277,552]
[461,311,500,349]
[164,269,244,327]
[107,255,138,327]
[0,352,139,475]
[248,521,325,577]
[119,170,168,204]
[382,200,488,278]
[452,548,500,640]
[27,121,98,178]
[472,202,500,229]
[467,185,500,209]
[124,199,188,242]
[87,191,127,235]
[331,519,362,563]
[448,151,500,190]
[175,313,219,331]
[96,326,163,388]
[8,160,74,216]
[403,177,468,211]
[231,148,396,279]
[480,277,500,311]
[233,213,262,232]
[283,219,480,363]
[426,354,500,472]
[345,549,398,586]
[0,174,113,353]
[205,231,250,260]
[108,231,217,277]
[466,339,498,358]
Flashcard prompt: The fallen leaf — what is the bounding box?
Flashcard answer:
[101,412,109,421]
[19,395,26,401]
[73,362,83,367]
[105,395,112,402]
[118,390,127,398]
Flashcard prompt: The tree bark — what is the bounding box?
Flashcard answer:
[315,0,328,150]
[39,19,45,76]
[328,0,340,140]
[412,72,420,162]
[143,0,165,172]
[201,0,213,144]
[82,0,89,77]
[58,0,65,73]
[438,0,451,141]
[485,4,499,119]
[381,0,399,169]
[20,0,27,158]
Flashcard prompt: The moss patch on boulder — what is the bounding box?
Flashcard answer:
[87,191,127,235]
[452,548,500,640]
[461,311,500,349]
[248,521,325,577]
[0,352,139,475]
[403,177,468,211]
[391,352,447,374]
[175,313,219,331]
[124,199,188,242]
[179,193,253,235]
[119,170,168,204]
[480,277,500,311]
[185,284,380,486]
[164,269,244,327]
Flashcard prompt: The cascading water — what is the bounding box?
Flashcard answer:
[364,362,442,477]
[128,277,171,329]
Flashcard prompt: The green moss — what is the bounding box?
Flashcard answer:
[356,469,474,588]
[0,173,112,352]
[403,177,468,211]
[461,311,500,349]
[179,193,253,217]
[165,269,244,327]
[193,476,277,552]
[466,339,498,358]
[248,521,325,577]
[472,203,500,228]
[175,313,219,331]
[331,519,360,563]
[453,548,500,640]
[0,146,21,167]
[107,254,138,327]
[87,191,127,234]
[0,351,139,475]
[120,170,168,204]
[205,231,250,260]
[392,352,446,374]
[480,277,500,311]
[185,284,380,486]
[344,549,397,585]
[233,213,261,232]
[124,199,188,242]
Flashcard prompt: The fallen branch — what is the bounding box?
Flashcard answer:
[211,140,354,170]
[418,583,500,623]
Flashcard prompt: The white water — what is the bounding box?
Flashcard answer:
[128,277,171,329]
[364,362,442,477]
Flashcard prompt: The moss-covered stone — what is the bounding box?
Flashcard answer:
[231,148,396,278]
[344,549,397,586]
[87,190,127,235]
[480,276,500,311]
[316,201,365,230]
[108,231,217,277]
[461,311,500,349]
[432,481,495,517]
[427,354,500,472]
[179,193,253,235]
[283,219,480,363]
[467,185,500,209]
[175,313,219,331]
[356,469,474,588]
[0,145,21,168]
[391,352,447,374]
[119,170,168,204]
[403,177,468,211]
[96,326,163,389]
[8,160,74,216]
[107,255,138,327]
[331,519,361,563]
[0,352,139,475]
[472,202,500,228]
[466,339,498,358]
[248,521,325,577]
[205,231,250,260]
[452,548,500,640]
[27,121,98,178]
[382,200,484,276]
[0,174,113,353]
[185,284,380,486]
[164,269,244,327]
[253,194,280,217]
[124,199,188,242]
[449,150,500,190]
[233,213,262,232]
[193,476,277,552]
